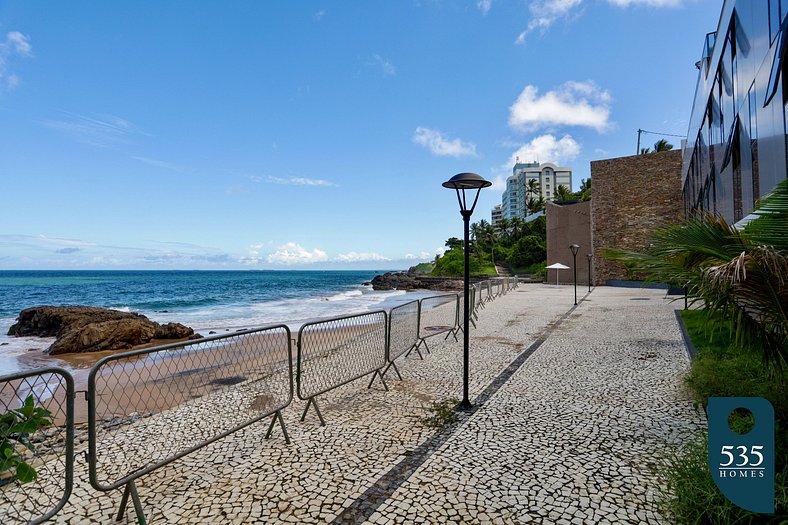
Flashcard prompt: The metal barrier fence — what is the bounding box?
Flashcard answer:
[416,294,459,355]
[0,368,74,525]
[297,310,388,425]
[87,325,293,523]
[383,300,420,379]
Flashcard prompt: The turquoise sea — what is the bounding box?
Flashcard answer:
[0,270,424,374]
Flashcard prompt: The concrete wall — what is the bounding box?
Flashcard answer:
[590,150,683,285]
[545,200,592,285]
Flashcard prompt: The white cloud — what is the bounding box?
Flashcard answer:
[314,9,326,21]
[267,176,337,187]
[6,32,33,56]
[267,243,329,265]
[507,134,581,166]
[490,175,507,191]
[404,251,434,260]
[370,54,397,77]
[413,127,477,157]
[435,246,447,257]
[508,81,611,132]
[132,156,181,171]
[42,112,147,147]
[516,0,583,44]
[0,31,33,90]
[608,0,682,6]
[477,0,492,15]
[334,251,390,262]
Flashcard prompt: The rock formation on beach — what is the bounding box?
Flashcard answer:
[8,306,199,355]
[370,272,464,291]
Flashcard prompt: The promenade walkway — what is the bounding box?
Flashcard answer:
[48,285,704,524]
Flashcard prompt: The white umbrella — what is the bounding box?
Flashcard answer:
[545,262,570,286]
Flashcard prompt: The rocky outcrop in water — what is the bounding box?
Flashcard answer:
[8,306,199,355]
[370,272,463,291]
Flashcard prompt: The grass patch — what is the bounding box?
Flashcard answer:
[421,398,459,429]
[664,309,787,523]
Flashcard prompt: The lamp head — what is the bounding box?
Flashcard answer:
[443,172,491,214]
[569,244,580,256]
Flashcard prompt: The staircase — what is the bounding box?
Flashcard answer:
[494,264,513,276]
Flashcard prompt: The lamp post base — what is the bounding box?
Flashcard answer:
[458,399,473,411]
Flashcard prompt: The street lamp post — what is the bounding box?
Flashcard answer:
[586,253,592,293]
[569,244,580,306]
[443,172,491,410]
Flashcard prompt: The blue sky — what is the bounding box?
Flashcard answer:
[0,0,720,270]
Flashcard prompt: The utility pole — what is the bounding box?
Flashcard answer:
[636,129,643,155]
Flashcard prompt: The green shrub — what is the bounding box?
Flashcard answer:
[665,310,788,522]
[1,395,53,485]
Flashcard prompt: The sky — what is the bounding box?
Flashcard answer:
[0,0,721,270]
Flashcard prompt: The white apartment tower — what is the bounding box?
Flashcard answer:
[491,204,503,226]
[501,161,572,220]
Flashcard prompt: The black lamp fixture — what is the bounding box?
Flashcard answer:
[442,172,491,410]
[569,244,580,306]
[586,253,592,293]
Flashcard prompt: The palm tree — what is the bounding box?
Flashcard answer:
[653,138,674,151]
[525,179,541,216]
[497,217,511,241]
[510,217,525,240]
[555,184,573,201]
[603,178,788,367]
[527,195,545,216]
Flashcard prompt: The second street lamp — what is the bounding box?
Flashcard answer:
[569,244,580,306]
[442,172,491,410]
[586,253,592,293]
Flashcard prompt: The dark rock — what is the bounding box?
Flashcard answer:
[8,306,197,355]
[370,272,463,292]
[209,331,217,335]
[154,322,194,339]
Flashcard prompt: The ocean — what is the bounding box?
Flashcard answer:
[0,270,427,375]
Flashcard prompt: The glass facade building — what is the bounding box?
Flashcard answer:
[683,0,788,223]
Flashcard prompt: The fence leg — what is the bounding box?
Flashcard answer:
[405,343,424,360]
[116,480,146,524]
[265,410,291,445]
[367,369,389,391]
[382,360,403,381]
[300,397,326,426]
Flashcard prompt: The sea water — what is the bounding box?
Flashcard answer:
[0,270,430,374]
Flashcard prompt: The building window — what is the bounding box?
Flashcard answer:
[770,0,782,43]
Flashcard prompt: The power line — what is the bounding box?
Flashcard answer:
[637,128,686,138]
[636,128,685,154]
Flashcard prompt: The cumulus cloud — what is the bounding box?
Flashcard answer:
[516,0,583,44]
[267,176,336,187]
[266,243,329,265]
[477,0,492,15]
[0,31,33,90]
[507,134,581,166]
[413,127,477,157]
[509,81,611,132]
[334,251,390,263]
[404,252,434,260]
[314,9,326,21]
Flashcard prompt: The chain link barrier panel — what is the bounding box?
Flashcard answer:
[416,294,459,354]
[383,300,419,380]
[0,368,74,525]
[296,310,388,425]
[87,325,293,523]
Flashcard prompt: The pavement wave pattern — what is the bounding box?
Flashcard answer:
[24,285,702,524]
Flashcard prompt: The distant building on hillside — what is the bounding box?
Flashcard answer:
[491,204,503,226]
[501,161,573,220]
